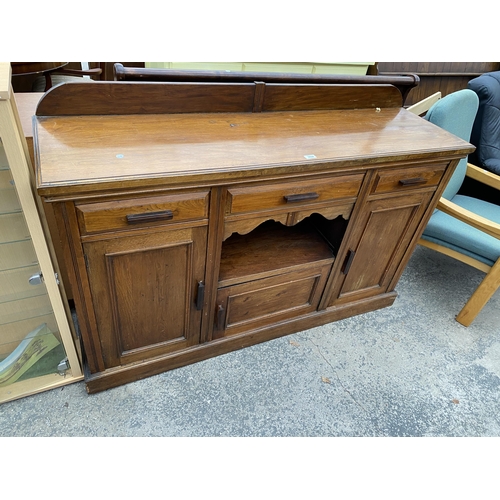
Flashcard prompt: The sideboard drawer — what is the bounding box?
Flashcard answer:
[226,174,364,216]
[77,191,210,235]
[371,163,447,195]
[213,262,333,339]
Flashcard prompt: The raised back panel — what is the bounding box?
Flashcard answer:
[261,84,402,111]
[35,81,402,117]
[35,82,257,116]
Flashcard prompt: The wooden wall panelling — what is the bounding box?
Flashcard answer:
[377,62,500,105]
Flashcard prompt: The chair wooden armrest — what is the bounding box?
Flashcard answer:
[41,66,103,91]
[438,197,500,239]
[406,92,442,115]
[55,68,102,77]
[466,162,500,191]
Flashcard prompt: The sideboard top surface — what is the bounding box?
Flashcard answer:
[35,107,474,198]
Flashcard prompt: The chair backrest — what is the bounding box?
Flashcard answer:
[467,71,500,175]
[424,89,479,200]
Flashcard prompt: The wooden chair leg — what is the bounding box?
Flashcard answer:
[456,258,500,326]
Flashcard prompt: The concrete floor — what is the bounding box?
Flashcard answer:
[1,245,499,437]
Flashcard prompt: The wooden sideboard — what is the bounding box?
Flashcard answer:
[33,81,474,393]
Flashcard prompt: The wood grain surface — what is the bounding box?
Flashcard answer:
[35,108,473,197]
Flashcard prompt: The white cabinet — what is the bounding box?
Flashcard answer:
[0,63,82,403]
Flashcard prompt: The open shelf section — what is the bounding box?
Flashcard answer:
[218,218,337,288]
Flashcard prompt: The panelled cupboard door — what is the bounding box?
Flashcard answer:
[83,226,207,369]
[213,263,333,339]
[329,191,433,306]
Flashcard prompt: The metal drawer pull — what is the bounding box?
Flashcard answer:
[126,210,174,224]
[399,177,427,186]
[284,192,319,203]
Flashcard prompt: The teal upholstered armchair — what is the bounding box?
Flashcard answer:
[414,89,500,326]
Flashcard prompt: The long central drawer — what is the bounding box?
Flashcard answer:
[225,173,364,216]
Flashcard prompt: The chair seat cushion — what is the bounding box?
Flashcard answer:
[421,194,500,267]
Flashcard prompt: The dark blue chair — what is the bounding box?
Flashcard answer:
[468,71,500,175]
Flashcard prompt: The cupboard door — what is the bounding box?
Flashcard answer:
[83,226,207,369]
[213,264,332,339]
[329,191,433,306]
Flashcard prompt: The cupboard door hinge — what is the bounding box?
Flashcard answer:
[84,254,89,269]
[28,272,44,285]
[29,272,60,285]
[57,357,70,376]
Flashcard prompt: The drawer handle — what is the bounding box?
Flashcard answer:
[126,210,174,224]
[398,177,427,186]
[284,192,319,203]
